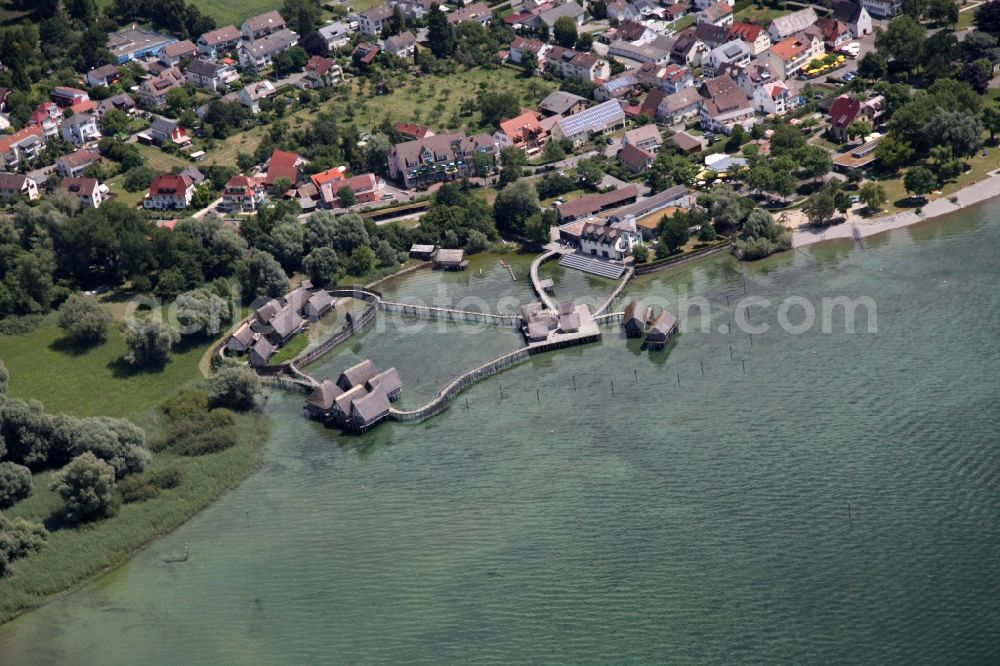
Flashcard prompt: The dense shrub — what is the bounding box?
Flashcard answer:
[0,514,48,577]
[116,465,183,504]
[161,389,211,422]
[117,474,159,503]
[209,367,261,412]
[0,462,33,509]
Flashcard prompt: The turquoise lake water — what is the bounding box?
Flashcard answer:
[1,209,999,664]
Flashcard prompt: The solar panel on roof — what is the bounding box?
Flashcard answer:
[558,101,625,136]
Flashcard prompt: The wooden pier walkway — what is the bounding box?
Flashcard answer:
[594,267,635,316]
[379,300,519,326]
[529,250,561,310]
[389,327,601,424]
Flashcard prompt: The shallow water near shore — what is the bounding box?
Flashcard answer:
[1,208,999,664]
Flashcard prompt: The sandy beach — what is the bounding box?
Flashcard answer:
[792,168,1000,247]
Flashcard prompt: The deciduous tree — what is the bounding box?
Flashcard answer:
[57,294,112,343]
[49,452,117,523]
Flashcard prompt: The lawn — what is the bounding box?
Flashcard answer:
[0,309,215,420]
[734,6,791,25]
[103,144,192,209]
[878,140,1000,213]
[95,0,276,26]
[956,2,981,30]
[331,67,559,136]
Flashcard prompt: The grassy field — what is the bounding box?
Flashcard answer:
[734,6,792,25]
[0,316,214,420]
[878,140,1000,213]
[331,67,559,136]
[94,0,276,26]
[104,144,192,209]
[0,302,270,622]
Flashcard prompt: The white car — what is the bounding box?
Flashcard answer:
[841,42,861,58]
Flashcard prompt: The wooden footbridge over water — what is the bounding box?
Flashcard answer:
[252,260,637,426]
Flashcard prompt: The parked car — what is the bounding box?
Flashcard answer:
[843,72,856,82]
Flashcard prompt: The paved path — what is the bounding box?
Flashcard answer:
[794,169,1000,247]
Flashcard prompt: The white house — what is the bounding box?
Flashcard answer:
[358,4,394,36]
[239,81,276,113]
[697,1,733,27]
[658,87,703,125]
[144,174,194,210]
[766,32,824,79]
[832,1,873,36]
[753,80,793,116]
[545,47,611,82]
[60,114,100,145]
[60,177,103,209]
[0,173,39,201]
[185,58,239,93]
[318,21,352,50]
[238,29,299,74]
[768,7,818,42]
[703,40,751,77]
[858,0,900,19]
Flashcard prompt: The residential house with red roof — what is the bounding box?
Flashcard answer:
[51,87,89,108]
[352,42,380,66]
[697,1,733,27]
[0,125,46,169]
[265,149,305,189]
[618,143,655,174]
[30,102,61,138]
[828,94,884,140]
[393,123,434,140]
[493,110,548,155]
[727,22,771,55]
[302,56,343,89]
[814,18,853,50]
[144,174,195,210]
[765,32,824,79]
[311,167,348,207]
[346,173,383,205]
[139,67,185,108]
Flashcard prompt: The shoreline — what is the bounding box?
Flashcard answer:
[0,414,269,627]
[792,169,1000,247]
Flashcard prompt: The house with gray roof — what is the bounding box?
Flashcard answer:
[538,90,588,117]
[768,7,818,41]
[238,29,299,73]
